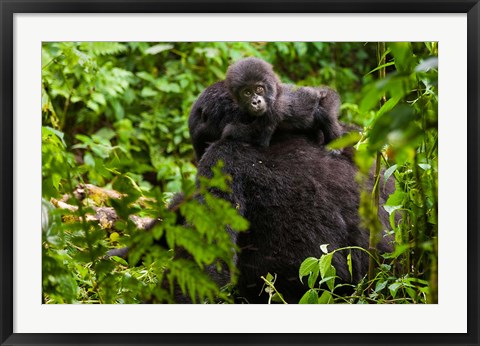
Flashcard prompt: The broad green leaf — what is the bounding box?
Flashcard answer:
[383,164,398,186]
[141,87,157,98]
[383,204,401,215]
[83,153,95,167]
[385,188,405,208]
[415,57,438,72]
[368,105,416,151]
[360,75,408,113]
[405,287,417,301]
[95,127,116,140]
[299,289,318,304]
[110,255,128,266]
[91,92,106,106]
[327,131,362,150]
[318,291,333,304]
[359,82,384,113]
[319,253,333,279]
[51,173,62,190]
[389,42,414,73]
[307,269,320,289]
[136,71,156,82]
[389,282,402,298]
[418,163,431,170]
[299,257,319,283]
[318,274,336,291]
[325,266,336,291]
[376,95,402,119]
[151,222,164,240]
[382,244,410,259]
[380,264,392,271]
[145,44,174,55]
[374,280,388,292]
[42,126,66,147]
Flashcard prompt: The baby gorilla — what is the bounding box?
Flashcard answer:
[223,57,343,148]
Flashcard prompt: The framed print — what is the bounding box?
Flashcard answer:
[1,1,479,345]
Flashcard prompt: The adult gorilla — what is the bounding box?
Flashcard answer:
[189,81,392,303]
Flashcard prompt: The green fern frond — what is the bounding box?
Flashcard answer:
[80,42,128,56]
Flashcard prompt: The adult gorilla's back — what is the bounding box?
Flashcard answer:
[189,81,390,303]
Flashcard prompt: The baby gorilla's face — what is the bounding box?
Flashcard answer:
[239,84,267,116]
[226,57,281,118]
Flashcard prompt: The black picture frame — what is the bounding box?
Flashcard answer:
[1,1,479,345]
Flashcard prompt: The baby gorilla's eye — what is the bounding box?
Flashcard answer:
[243,90,252,97]
[255,86,264,94]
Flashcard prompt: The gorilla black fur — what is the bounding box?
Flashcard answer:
[188,81,392,303]
[222,57,343,149]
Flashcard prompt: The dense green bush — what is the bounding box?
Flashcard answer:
[42,42,437,304]
[297,42,438,304]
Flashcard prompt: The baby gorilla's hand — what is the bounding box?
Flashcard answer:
[221,122,256,143]
[222,122,258,144]
[221,122,237,140]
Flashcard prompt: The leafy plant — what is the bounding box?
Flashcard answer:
[303,42,438,304]
[42,41,437,304]
[298,244,429,304]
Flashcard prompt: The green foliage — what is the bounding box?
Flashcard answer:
[41,41,388,194]
[42,199,79,303]
[42,156,248,303]
[298,245,429,304]
[297,42,438,304]
[360,42,438,303]
[260,273,288,304]
[42,41,437,304]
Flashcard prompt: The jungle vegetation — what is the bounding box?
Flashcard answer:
[42,42,438,304]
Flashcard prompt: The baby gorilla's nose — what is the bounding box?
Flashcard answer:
[251,98,262,106]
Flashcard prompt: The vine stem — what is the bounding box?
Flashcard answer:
[260,275,288,304]
[367,42,387,282]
